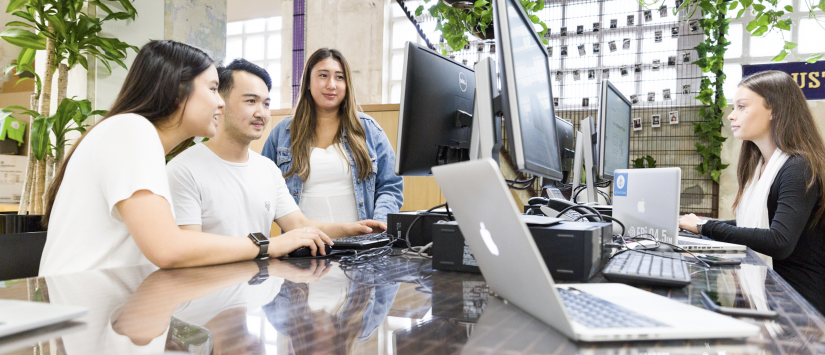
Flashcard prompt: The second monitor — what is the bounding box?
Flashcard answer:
[596,80,632,180]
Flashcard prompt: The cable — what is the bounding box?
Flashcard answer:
[622,233,711,268]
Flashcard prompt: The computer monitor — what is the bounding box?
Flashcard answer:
[596,80,632,180]
[555,116,575,184]
[395,41,476,176]
[492,0,563,182]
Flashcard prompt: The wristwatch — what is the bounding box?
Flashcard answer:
[696,220,708,236]
[247,232,270,259]
[248,258,270,285]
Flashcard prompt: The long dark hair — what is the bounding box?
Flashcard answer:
[43,40,214,226]
[286,48,372,182]
[732,70,825,225]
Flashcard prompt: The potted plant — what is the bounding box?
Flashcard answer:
[0,0,138,220]
[415,0,549,54]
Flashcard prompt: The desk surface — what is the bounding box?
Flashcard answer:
[1,249,823,355]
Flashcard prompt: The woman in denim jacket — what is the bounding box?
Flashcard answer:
[262,48,403,223]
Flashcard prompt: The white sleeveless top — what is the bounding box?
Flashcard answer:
[299,144,359,223]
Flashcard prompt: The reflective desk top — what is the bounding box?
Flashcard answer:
[1,249,824,355]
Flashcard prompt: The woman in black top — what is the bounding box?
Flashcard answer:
[680,70,825,315]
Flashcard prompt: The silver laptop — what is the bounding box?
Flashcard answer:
[432,159,759,342]
[612,168,746,252]
[0,300,87,338]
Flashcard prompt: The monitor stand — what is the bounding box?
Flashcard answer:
[470,57,502,164]
[572,116,598,204]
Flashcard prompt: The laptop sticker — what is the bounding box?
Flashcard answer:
[614,172,628,196]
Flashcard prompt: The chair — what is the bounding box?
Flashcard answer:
[0,231,47,281]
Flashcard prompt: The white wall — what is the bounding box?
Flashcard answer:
[228,0,281,22]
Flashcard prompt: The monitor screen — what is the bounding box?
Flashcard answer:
[598,80,632,180]
[497,0,563,181]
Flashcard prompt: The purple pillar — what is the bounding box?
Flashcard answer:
[292,0,306,107]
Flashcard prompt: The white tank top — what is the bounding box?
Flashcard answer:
[299,144,359,223]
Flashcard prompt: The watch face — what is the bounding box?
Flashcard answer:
[249,232,268,243]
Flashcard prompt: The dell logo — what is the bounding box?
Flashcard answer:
[459,72,467,92]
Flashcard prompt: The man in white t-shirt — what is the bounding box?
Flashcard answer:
[167,59,384,254]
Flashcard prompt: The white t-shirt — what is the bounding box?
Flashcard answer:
[40,114,174,276]
[299,144,359,223]
[167,143,299,237]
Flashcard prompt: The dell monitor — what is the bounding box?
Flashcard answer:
[395,41,476,176]
[596,80,632,180]
[493,0,563,181]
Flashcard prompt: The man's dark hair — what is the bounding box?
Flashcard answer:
[217,58,272,96]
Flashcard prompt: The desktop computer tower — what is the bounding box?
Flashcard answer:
[432,220,612,282]
[387,212,450,248]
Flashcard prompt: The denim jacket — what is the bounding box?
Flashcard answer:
[261,112,404,223]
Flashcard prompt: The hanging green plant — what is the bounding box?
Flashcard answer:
[415,0,549,55]
[692,0,730,183]
[632,155,657,168]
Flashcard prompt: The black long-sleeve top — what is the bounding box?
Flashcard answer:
[704,155,825,315]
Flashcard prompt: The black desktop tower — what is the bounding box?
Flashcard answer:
[387,212,450,248]
[432,220,612,282]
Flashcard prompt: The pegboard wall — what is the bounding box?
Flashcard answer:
[398,0,718,216]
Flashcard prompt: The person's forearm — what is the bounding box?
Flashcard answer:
[301,220,347,238]
[149,230,260,268]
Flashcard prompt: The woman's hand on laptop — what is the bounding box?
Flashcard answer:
[271,227,334,257]
[343,220,387,236]
[679,214,701,233]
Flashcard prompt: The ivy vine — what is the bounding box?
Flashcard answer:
[693,0,730,183]
[415,0,549,55]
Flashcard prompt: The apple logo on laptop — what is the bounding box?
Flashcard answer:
[479,222,499,256]
[637,198,645,213]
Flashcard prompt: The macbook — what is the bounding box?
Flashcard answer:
[612,168,746,252]
[0,300,87,338]
[432,159,760,342]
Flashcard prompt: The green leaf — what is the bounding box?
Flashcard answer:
[529,14,540,24]
[31,116,53,161]
[807,53,824,63]
[752,25,769,36]
[5,21,36,29]
[474,0,489,8]
[5,0,28,12]
[785,4,794,11]
[730,1,739,9]
[752,3,766,11]
[820,0,825,12]
[746,20,758,32]
[0,28,46,50]
[415,5,424,16]
[784,41,798,49]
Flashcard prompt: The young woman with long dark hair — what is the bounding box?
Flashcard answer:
[680,70,825,314]
[39,40,333,276]
[262,48,403,224]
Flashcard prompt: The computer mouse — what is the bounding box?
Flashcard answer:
[287,244,333,258]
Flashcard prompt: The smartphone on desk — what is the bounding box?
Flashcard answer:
[687,254,742,266]
[700,290,778,319]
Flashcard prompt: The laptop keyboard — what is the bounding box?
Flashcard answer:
[602,250,692,287]
[557,288,669,328]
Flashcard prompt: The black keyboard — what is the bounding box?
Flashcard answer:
[602,250,691,287]
[334,231,390,250]
[557,288,669,328]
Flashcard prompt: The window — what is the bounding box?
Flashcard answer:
[226,16,283,109]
